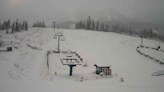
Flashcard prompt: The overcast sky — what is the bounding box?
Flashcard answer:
[0,0,164,25]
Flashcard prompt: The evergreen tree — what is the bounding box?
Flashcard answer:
[43,21,45,28]
[25,21,28,30]
[16,19,19,31]
[18,22,22,31]
[87,20,88,29]
[100,23,104,31]
[23,21,26,30]
[91,20,95,30]
[8,18,10,29]
[87,16,91,30]
[96,21,99,31]
[27,21,28,30]
[142,29,147,38]
[5,21,7,29]
[115,24,120,33]
[33,23,36,27]
[80,21,82,29]
[6,19,10,34]
[12,22,15,31]
[11,22,15,33]
[150,28,153,38]
[37,20,39,27]
[75,22,78,29]
[105,25,109,32]
[82,22,86,29]
[0,22,1,30]
[2,21,6,30]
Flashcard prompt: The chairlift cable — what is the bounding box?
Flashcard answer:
[65,39,71,52]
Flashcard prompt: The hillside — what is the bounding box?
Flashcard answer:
[0,28,164,92]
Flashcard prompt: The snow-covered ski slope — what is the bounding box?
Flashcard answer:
[0,28,164,92]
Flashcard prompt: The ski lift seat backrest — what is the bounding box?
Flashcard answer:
[55,32,63,36]
[61,36,65,41]
[67,53,72,57]
[62,51,68,54]
[70,51,76,54]
[53,36,57,39]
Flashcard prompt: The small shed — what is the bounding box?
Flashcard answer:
[7,47,12,51]
[94,64,111,75]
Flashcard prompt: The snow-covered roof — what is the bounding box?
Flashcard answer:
[94,63,111,67]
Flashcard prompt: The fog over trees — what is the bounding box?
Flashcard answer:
[0,0,164,40]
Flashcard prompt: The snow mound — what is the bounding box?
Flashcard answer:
[152,70,164,76]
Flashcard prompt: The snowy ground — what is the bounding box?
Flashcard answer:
[0,28,164,92]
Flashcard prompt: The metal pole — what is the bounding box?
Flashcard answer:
[141,31,143,46]
[69,65,73,76]
[141,37,143,46]
[58,36,60,52]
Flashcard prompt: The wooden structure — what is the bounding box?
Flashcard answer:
[94,64,111,75]
[7,47,12,51]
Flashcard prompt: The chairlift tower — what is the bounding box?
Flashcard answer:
[54,32,63,53]
[53,22,57,30]
[141,35,143,46]
[141,31,143,46]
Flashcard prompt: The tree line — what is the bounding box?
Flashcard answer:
[33,21,46,28]
[75,16,164,41]
[0,18,28,33]
[0,19,47,33]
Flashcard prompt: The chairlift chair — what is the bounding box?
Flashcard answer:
[67,53,72,57]
[53,36,57,39]
[61,36,65,41]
